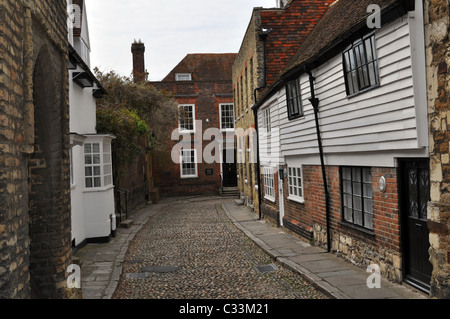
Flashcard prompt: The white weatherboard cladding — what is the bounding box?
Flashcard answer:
[258,92,284,167]
[275,15,428,167]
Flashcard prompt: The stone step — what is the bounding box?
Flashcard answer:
[120,219,133,228]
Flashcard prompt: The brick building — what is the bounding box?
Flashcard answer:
[232,0,335,213]
[0,1,74,298]
[134,47,238,197]
[425,0,450,299]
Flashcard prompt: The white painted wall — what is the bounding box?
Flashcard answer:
[257,91,284,168]
[68,1,115,246]
[69,70,97,135]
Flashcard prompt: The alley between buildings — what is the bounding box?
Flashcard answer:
[110,197,327,299]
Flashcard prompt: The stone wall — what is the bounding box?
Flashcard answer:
[425,0,450,299]
[233,9,262,213]
[0,0,75,299]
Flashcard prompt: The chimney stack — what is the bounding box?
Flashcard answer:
[132,40,147,83]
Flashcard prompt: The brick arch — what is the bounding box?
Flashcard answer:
[27,44,72,299]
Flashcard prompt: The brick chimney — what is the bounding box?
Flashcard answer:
[132,40,147,83]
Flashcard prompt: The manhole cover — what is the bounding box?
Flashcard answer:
[254,264,278,274]
[140,266,180,273]
[125,272,148,279]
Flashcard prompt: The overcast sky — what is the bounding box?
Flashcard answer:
[85,0,278,81]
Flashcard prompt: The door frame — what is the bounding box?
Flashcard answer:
[397,158,432,293]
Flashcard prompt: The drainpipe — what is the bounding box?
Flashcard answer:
[306,68,331,253]
[253,27,271,220]
[253,106,263,220]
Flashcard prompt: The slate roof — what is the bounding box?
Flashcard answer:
[161,53,238,82]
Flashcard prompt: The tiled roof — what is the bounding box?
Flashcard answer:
[283,0,400,74]
[162,53,238,82]
[254,0,408,108]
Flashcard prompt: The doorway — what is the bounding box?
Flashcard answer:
[222,148,237,187]
[399,159,432,293]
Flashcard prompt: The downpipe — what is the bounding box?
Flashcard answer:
[306,68,331,253]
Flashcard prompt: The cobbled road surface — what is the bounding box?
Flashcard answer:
[112,197,328,299]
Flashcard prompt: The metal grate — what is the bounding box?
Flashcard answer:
[125,272,148,279]
[254,264,278,274]
[140,266,180,273]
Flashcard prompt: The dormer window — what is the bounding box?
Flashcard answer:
[175,73,192,81]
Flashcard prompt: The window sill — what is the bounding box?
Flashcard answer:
[83,185,115,193]
[180,176,198,179]
[339,220,375,236]
[178,130,196,134]
[264,195,276,203]
[288,114,305,121]
[287,196,305,204]
[221,128,235,133]
[346,83,380,99]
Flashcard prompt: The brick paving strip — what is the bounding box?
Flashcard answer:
[111,197,328,299]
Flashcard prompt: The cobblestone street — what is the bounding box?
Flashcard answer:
[112,197,328,299]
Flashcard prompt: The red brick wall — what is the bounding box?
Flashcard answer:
[260,0,335,87]
[281,164,403,281]
[151,81,233,197]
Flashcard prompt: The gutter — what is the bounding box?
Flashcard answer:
[69,45,107,97]
[306,68,331,253]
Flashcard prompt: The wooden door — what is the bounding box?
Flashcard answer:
[399,159,432,293]
[222,149,237,187]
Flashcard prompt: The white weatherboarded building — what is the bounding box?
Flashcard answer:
[255,0,432,294]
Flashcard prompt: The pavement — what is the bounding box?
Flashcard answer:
[74,196,429,299]
[73,200,166,299]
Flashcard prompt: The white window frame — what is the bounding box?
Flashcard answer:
[103,142,113,187]
[180,149,198,179]
[288,166,304,204]
[219,103,235,132]
[264,167,275,202]
[178,104,196,133]
[175,73,192,81]
[84,142,102,188]
[263,108,271,134]
[84,140,113,190]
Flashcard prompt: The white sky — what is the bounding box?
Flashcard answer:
[85,0,278,81]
